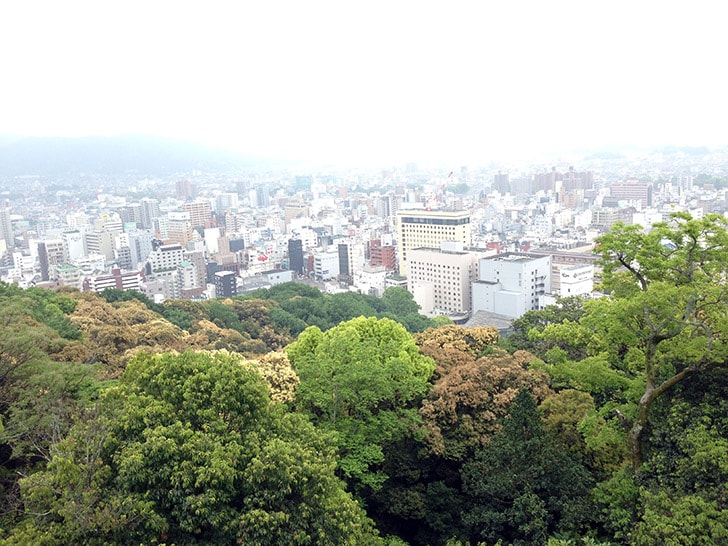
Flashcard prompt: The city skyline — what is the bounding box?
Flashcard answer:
[2,2,726,166]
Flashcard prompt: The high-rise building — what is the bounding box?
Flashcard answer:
[285,202,310,226]
[127,230,155,268]
[493,172,510,194]
[140,198,161,230]
[166,212,193,247]
[0,208,13,249]
[148,243,185,273]
[176,179,197,201]
[288,239,304,275]
[396,209,471,276]
[610,180,653,207]
[183,200,213,229]
[38,239,67,281]
[215,192,239,213]
[62,230,85,261]
[85,230,116,261]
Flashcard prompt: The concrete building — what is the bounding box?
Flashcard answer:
[555,263,594,297]
[288,239,304,275]
[407,242,484,315]
[140,198,161,230]
[85,230,115,261]
[472,253,551,318]
[148,243,184,272]
[53,263,83,290]
[84,268,143,292]
[62,230,85,261]
[313,249,340,281]
[38,239,67,281]
[396,209,471,276]
[611,180,653,207]
[355,264,388,297]
[369,238,397,271]
[284,202,310,225]
[166,212,193,247]
[214,270,238,298]
[183,200,213,229]
[0,208,13,249]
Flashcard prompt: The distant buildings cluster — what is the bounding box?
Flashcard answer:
[0,154,723,322]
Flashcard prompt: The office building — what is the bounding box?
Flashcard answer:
[407,243,479,315]
[214,270,238,298]
[288,239,304,275]
[166,212,193,247]
[84,268,143,293]
[38,239,67,281]
[396,209,471,276]
[610,180,653,207]
[472,253,551,318]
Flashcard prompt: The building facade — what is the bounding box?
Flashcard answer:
[396,209,471,276]
[472,253,551,318]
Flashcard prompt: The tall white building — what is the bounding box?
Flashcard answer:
[472,253,551,318]
[0,208,14,249]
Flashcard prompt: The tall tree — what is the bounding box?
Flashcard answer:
[593,212,728,470]
[288,317,435,493]
[461,389,592,545]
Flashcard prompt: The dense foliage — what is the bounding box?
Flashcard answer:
[1,213,728,545]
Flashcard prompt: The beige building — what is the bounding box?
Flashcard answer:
[396,209,471,276]
[407,242,490,315]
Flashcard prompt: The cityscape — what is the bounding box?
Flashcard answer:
[1,138,726,330]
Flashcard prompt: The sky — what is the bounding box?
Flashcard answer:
[1,1,726,166]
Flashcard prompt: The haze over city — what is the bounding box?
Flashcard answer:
[2,1,726,166]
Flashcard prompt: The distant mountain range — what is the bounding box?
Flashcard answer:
[0,135,270,177]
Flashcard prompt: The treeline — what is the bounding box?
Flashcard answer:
[1,212,728,544]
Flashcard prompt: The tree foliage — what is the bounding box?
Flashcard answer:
[8,351,381,545]
[288,317,435,492]
[461,390,593,546]
[593,212,728,469]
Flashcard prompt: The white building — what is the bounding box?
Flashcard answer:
[148,244,185,273]
[407,242,481,315]
[472,253,551,318]
[313,249,340,281]
[354,264,387,297]
[62,230,86,261]
[557,263,593,297]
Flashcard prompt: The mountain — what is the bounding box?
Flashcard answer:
[0,135,269,176]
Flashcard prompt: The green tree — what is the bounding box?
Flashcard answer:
[593,212,728,470]
[8,351,381,545]
[381,286,420,317]
[288,316,435,492]
[461,390,593,546]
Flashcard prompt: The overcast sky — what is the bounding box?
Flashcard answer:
[1,1,725,165]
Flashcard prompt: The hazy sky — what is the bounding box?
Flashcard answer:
[1,1,725,165]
